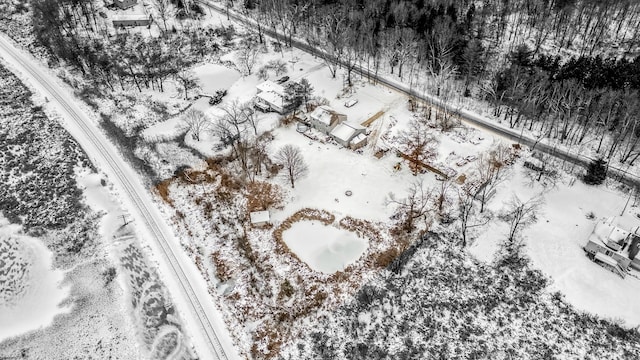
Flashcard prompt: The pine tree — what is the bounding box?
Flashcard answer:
[583,158,607,185]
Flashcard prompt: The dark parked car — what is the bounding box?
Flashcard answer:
[276,76,290,84]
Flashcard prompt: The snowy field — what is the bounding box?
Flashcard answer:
[0,219,72,342]
[470,164,640,327]
[282,220,368,273]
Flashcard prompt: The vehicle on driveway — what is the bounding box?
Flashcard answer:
[344,99,359,108]
[276,76,289,84]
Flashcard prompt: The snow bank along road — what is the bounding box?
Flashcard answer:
[0,35,239,360]
[200,0,640,188]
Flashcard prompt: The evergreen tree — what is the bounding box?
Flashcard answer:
[583,158,607,185]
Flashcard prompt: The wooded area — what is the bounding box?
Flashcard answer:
[6,0,640,166]
[244,0,640,166]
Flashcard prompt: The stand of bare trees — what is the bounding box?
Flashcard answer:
[387,180,433,234]
[274,145,308,188]
[502,195,544,243]
[181,109,209,141]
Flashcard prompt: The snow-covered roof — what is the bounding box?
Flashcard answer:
[256,81,285,96]
[310,105,343,126]
[591,220,630,247]
[610,227,630,243]
[352,133,367,145]
[250,210,270,224]
[256,91,283,107]
[330,122,363,142]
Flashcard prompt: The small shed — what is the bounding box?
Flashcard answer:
[250,211,270,227]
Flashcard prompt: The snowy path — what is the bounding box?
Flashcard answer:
[0,35,239,360]
[198,1,640,187]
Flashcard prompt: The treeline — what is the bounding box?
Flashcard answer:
[493,46,640,164]
[246,0,640,166]
[29,0,218,93]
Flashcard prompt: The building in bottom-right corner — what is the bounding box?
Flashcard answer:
[583,217,640,278]
[330,121,367,149]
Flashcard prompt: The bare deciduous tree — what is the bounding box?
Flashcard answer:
[181,108,209,141]
[397,120,439,175]
[503,194,543,243]
[152,0,174,32]
[274,145,308,188]
[475,145,510,212]
[175,70,199,100]
[457,186,490,248]
[240,102,260,135]
[236,42,260,75]
[387,180,433,233]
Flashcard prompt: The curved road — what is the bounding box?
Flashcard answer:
[0,35,238,360]
[201,1,640,188]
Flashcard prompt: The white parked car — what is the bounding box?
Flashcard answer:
[344,99,359,108]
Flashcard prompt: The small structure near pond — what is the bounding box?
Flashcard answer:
[250,210,271,227]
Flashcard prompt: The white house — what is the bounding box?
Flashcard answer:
[584,218,640,277]
[330,121,367,148]
[250,210,271,227]
[255,81,288,113]
[308,105,346,134]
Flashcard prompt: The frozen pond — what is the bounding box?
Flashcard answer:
[282,220,368,273]
[0,227,71,341]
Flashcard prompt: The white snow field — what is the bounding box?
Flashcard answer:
[471,165,640,327]
[0,35,240,359]
[193,63,240,95]
[282,220,368,273]
[0,221,72,342]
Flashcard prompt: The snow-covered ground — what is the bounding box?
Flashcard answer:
[0,35,239,359]
[139,39,640,333]
[282,220,368,273]
[0,219,72,342]
[470,164,640,327]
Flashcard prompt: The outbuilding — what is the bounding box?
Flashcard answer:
[330,121,367,148]
[250,210,271,227]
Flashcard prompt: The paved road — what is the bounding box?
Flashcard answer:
[0,35,238,360]
[200,0,640,188]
